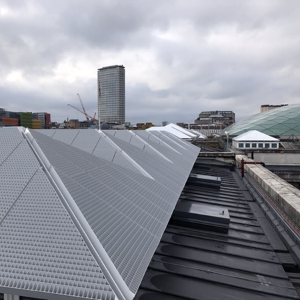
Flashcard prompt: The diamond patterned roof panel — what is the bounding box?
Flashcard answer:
[0,127,199,299]
[0,127,116,300]
[70,129,101,153]
[36,129,144,175]
[223,104,300,137]
[0,169,115,300]
[28,129,198,296]
[35,128,56,137]
[51,129,80,144]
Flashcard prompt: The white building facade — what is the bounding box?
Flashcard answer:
[232,130,280,149]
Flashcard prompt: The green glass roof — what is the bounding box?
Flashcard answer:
[222,104,300,137]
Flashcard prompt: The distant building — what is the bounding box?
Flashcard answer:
[232,130,279,149]
[32,119,42,129]
[20,112,33,128]
[0,108,51,128]
[98,65,125,125]
[33,112,51,129]
[0,108,20,127]
[1,117,18,126]
[134,122,154,130]
[260,104,288,112]
[195,111,235,129]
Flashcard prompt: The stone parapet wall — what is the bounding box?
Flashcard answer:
[236,155,300,227]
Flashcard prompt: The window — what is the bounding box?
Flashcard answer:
[271,143,277,148]
[258,143,263,148]
[238,143,244,148]
[265,143,270,148]
[252,143,257,148]
[245,143,250,148]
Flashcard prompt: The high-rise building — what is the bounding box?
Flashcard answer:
[97,65,125,124]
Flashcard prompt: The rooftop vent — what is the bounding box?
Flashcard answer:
[187,173,221,189]
[172,202,230,233]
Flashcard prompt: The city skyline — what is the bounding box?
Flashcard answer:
[0,1,300,124]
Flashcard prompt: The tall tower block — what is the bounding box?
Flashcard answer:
[98,65,125,125]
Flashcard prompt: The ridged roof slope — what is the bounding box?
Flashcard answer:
[0,127,199,300]
[0,128,114,300]
[35,129,141,174]
[146,123,200,139]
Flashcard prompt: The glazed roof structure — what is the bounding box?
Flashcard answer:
[0,127,199,300]
[222,104,300,137]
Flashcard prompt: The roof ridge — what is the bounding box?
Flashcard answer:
[23,128,134,300]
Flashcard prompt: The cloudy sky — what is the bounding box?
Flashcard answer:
[1,0,300,124]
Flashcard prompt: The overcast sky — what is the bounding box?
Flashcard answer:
[1,0,300,125]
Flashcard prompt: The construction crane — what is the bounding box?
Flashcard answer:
[67,94,96,121]
[77,93,89,121]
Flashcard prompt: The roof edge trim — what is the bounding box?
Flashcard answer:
[23,128,134,300]
[97,130,154,180]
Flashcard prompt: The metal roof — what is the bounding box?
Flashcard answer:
[147,123,199,139]
[135,160,300,300]
[0,127,199,300]
[233,130,279,142]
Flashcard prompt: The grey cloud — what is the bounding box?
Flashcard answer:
[1,0,300,125]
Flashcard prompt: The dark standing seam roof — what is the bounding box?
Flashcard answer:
[135,162,300,300]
